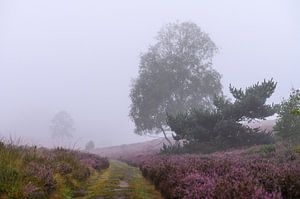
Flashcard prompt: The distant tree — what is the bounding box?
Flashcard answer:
[275,89,300,143]
[50,111,75,140]
[129,21,222,144]
[167,79,277,153]
[85,140,95,151]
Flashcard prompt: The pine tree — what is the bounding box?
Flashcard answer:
[167,79,277,152]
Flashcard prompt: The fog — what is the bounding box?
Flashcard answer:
[0,0,299,148]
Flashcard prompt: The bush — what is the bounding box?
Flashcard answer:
[275,89,300,144]
[0,165,23,198]
[0,142,109,198]
[259,144,276,154]
[294,146,300,155]
[134,154,300,199]
[161,141,229,154]
[25,162,56,194]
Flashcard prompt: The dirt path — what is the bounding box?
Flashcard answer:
[78,160,163,199]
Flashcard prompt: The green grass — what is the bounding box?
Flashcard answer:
[0,144,26,198]
[0,141,161,199]
[294,146,300,155]
[79,160,163,199]
[0,141,108,199]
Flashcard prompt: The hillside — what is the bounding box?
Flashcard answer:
[92,137,174,159]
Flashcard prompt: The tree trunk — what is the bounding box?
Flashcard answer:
[161,127,172,146]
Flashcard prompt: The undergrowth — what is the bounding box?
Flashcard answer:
[0,141,109,199]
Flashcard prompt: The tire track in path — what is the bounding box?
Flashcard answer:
[77,160,163,199]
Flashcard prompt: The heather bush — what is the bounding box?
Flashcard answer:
[73,167,91,181]
[56,162,73,175]
[132,151,300,199]
[79,152,109,171]
[25,162,56,194]
[0,142,109,198]
[255,143,298,163]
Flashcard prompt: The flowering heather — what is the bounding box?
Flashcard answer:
[0,142,109,198]
[126,147,300,199]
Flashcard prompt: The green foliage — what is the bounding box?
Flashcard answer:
[161,141,221,154]
[294,146,300,155]
[0,143,24,198]
[291,108,300,115]
[0,142,109,198]
[275,89,300,143]
[226,79,277,120]
[0,164,23,198]
[130,21,222,135]
[259,144,276,154]
[160,142,185,154]
[166,79,277,153]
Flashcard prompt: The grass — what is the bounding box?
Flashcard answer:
[129,166,163,199]
[0,141,109,199]
[79,160,163,199]
[0,140,162,199]
[294,145,300,155]
[0,143,26,198]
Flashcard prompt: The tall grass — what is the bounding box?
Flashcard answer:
[0,140,109,198]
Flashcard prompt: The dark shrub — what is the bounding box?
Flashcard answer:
[167,80,277,154]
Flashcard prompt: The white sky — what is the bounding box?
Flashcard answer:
[0,0,299,148]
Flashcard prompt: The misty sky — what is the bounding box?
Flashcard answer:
[0,0,299,148]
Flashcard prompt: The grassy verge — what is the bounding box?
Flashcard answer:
[0,141,109,199]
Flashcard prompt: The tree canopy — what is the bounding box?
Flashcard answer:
[129,22,222,141]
